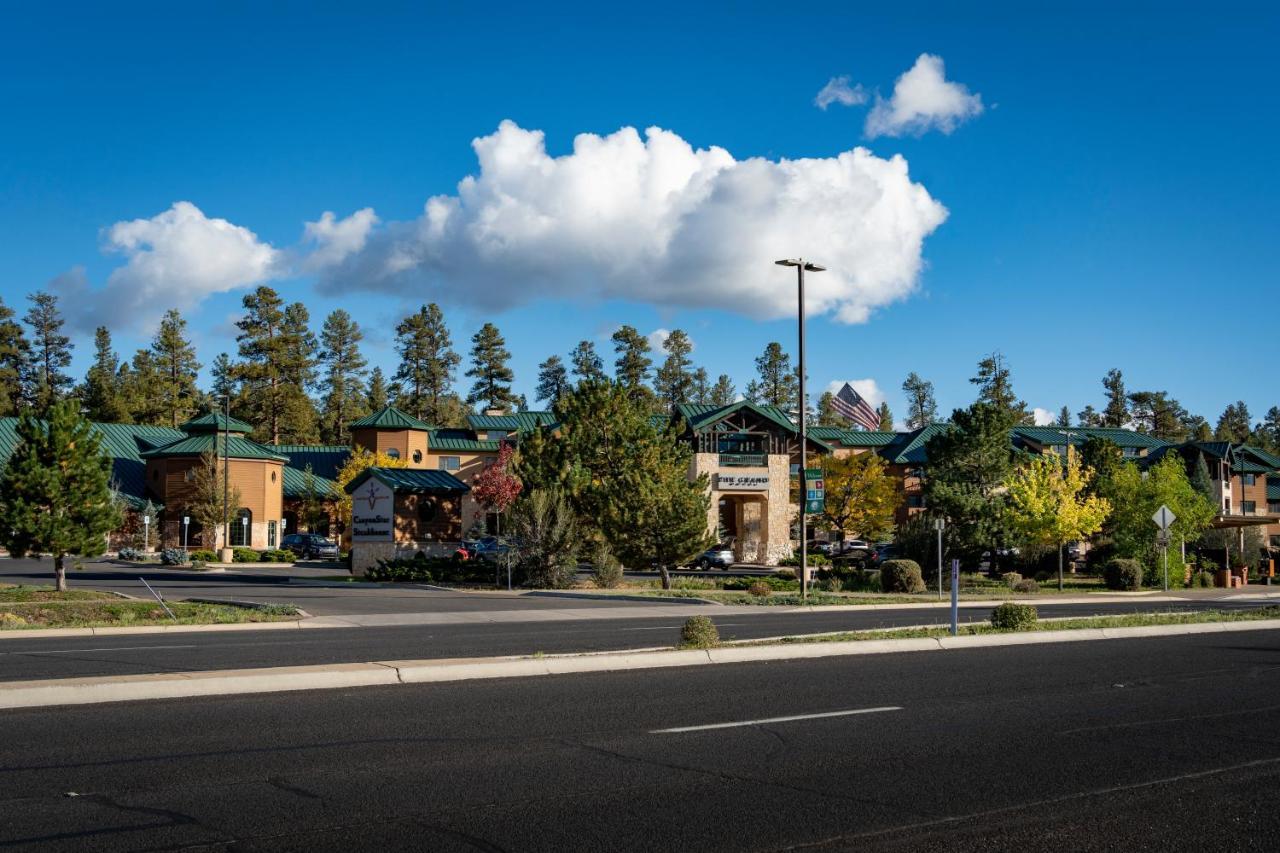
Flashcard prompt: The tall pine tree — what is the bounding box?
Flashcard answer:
[466,322,518,411]
[901,372,937,429]
[709,374,736,407]
[653,329,695,407]
[535,355,570,405]
[570,340,605,382]
[79,327,131,423]
[745,342,797,410]
[366,366,390,412]
[23,291,73,415]
[231,286,319,444]
[393,304,461,424]
[611,325,652,396]
[1101,368,1128,427]
[150,309,201,427]
[0,297,30,416]
[317,309,368,442]
[970,353,1030,425]
[876,401,894,431]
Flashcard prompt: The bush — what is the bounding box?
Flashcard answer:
[159,547,188,566]
[671,578,718,590]
[990,602,1038,631]
[189,549,217,562]
[724,575,799,592]
[366,556,436,583]
[1033,571,1052,583]
[232,547,260,563]
[590,542,624,589]
[1000,571,1023,588]
[258,549,295,564]
[1011,578,1040,595]
[1193,570,1215,588]
[1103,558,1144,591]
[747,581,771,597]
[679,615,719,648]
[778,553,830,567]
[880,559,925,594]
[118,547,143,561]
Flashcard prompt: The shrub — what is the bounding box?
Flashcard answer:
[232,547,260,563]
[1103,558,1144,591]
[118,547,143,561]
[724,575,799,592]
[189,549,217,562]
[590,542,624,589]
[258,549,295,564]
[1033,571,1052,583]
[1193,570,1215,588]
[747,581,771,597]
[366,556,435,583]
[159,547,188,566]
[671,578,718,590]
[1000,571,1023,588]
[778,553,830,567]
[679,615,719,648]
[1011,578,1040,594]
[880,559,925,594]
[990,602,1038,631]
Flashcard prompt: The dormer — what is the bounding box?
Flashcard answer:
[348,406,430,468]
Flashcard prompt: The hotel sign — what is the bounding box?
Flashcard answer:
[351,476,394,541]
[718,474,769,491]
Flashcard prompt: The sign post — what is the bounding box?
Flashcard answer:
[182,516,189,555]
[934,518,945,600]
[950,558,959,636]
[1152,504,1176,592]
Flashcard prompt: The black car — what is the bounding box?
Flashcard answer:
[282,533,339,560]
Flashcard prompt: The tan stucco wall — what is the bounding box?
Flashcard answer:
[425,450,499,534]
[145,456,284,548]
[351,428,429,467]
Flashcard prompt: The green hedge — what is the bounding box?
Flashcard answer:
[723,575,799,592]
[259,549,295,563]
[880,559,925,594]
[188,549,218,562]
[990,602,1038,630]
[1104,558,1144,591]
[366,554,494,584]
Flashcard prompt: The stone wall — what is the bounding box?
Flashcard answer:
[350,539,455,574]
[690,451,794,566]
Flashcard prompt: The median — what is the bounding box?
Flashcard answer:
[0,584,302,631]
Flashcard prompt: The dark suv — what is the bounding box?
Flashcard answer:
[282,533,340,560]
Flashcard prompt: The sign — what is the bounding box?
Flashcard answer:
[718,474,769,491]
[1152,505,1176,531]
[804,468,824,514]
[934,518,945,532]
[1156,530,1171,548]
[351,476,395,541]
[183,516,189,525]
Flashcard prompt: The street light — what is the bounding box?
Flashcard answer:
[1058,429,1077,592]
[219,395,231,558]
[776,258,825,600]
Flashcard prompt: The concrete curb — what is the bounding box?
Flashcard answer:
[3,618,1278,710]
[0,618,338,641]
[525,591,719,605]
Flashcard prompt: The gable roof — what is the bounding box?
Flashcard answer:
[348,406,430,431]
[1012,426,1170,450]
[270,445,350,481]
[808,426,900,447]
[466,411,556,432]
[428,429,503,452]
[344,466,469,495]
[880,424,952,465]
[139,432,289,462]
[180,412,254,434]
[675,401,798,435]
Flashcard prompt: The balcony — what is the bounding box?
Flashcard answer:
[719,452,767,468]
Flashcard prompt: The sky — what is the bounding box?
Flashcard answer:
[1,1,1277,428]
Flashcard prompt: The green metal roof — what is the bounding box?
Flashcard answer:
[139,432,289,462]
[1237,445,1280,470]
[675,401,799,435]
[281,465,339,499]
[466,411,556,432]
[1190,441,1232,459]
[808,426,899,447]
[1269,480,1280,502]
[1012,426,1169,449]
[1232,459,1270,474]
[428,429,502,452]
[270,445,350,481]
[881,423,952,465]
[348,406,430,430]
[180,412,254,433]
[344,466,469,495]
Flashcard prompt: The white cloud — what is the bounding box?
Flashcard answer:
[647,328,671,352]
[814,75,867,110]
[310,120,948,325]
[825,378,885,407]
[53,201,281,332]
[301,208,379,271]
[865,54,983,138]
[1033,407,1056,426]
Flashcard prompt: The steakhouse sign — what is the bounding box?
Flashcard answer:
[351,476,394,542]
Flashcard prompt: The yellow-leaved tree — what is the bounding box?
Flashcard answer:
[331,448,409,534]
[820,451,901,544]
[1004,453,1111,590]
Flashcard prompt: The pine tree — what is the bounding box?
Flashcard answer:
[79,327,130,423]
[901,372,937,429]
[1101,368,1128,428]
[1076,404,1101,427]
[150,309,201,428]
[745,342,797,410]
[0,297,30,416]
[209,353,236,401]
[317,309,368,442]
[970,353,1029,424]
[0,401,121,590]
[653,329,695,407]
[23,291,73,415]
[611,325,652,392]
[366,367,390,412]
[1214,401,1252,443]
[570,340,605,382]
[466,322,518,411]
[232,286,319,443]
[1128,391,1189,442]
[1056,406,1072,427]
[817,391,852,427]
[876,401,894,431]
[123,348,166,425]
[394,304,461,423]
[535,355,570,405]
[1260,406,1280,454]
[691,368,711,405]
[709,374,736,407]
[1190,451,1215,503]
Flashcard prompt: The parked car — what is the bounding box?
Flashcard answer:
[696,543,736,570]
[806,539,834,556]
[281,533,339,560]
[833,545,876,566]
[872,542,901,565]
[470,536,517,563]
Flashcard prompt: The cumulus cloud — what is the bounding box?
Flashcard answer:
[814,75,867,110]
[300,208,379,271]
[1032,407,1056,426]
[53,201,281,332]
[647,328,671,352]
[825,378,885,407]
[310,121,947,325]
[865,54,983,138]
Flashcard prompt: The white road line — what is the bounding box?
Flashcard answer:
[651,706,902,734]
[1,644,199,655]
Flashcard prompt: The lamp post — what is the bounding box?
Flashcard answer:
[1059,429,1077,592]
[219,395,231,559]
[776,258,825,600]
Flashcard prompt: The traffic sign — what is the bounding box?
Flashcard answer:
[1152,505,1176,531]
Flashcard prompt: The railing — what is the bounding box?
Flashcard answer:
[719,452,768,468]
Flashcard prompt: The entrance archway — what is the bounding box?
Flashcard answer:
[718,494,769,563]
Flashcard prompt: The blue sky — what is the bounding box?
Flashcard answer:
[2,2,1276,426]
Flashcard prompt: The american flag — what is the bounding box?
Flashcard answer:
[831,382,880,431]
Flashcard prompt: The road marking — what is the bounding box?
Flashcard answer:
[1,644,198,655]
[651,706,902,734]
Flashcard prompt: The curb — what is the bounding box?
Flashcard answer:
[2,618,1278,710]
[0,618,341,641]
[525,591,719,605]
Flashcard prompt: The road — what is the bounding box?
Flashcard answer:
[1,629,1278,850]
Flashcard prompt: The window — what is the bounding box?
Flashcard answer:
[1243,473,1256,486]
[1242,501,1256,515]
[231,509,252,546]
[907,495,925,508]
[1269,502,1280,515]
[184,468,195,483]
[418,499,437,523]
[386,448,401,459]
[412,449,423,464]
[271,470,277,482]
[1121,447,1140,458]
[267,520,277,548]
[439,456,460,471]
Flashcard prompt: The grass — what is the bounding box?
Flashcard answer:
[0,584,301,630]
[761,606,1280,644]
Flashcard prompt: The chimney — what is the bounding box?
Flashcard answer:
[483,407,506,417]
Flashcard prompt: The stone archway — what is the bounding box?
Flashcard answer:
[719,494,770,564]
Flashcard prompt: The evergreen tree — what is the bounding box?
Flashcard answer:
[745,342,797,410]
[1076,404,1101,427]
[79,327,130,423]
[970,352,1029,424]
[0,297,30,416]
[653,329,695,407]
[1079,436,1123,500]
[876,401,894,431]
[611,325,652,394]
[817,391,852,428]
[1055,406,1072,427]
[901,372,937,429]
[535,355,570,405]
[123,348,166,425]
[1101,368,1128,427]
[1190,451,1215,503]
[150,309,201,427]
[232,286,319,444]
[1214,400,1252,443]
[393,303,460,423]
[366,366,390,411]
[1127,390,1189,442]
[691,368,711,405]
[209,353,236,401]
[709,374,736,407]
[465,322,518,411]
[317,309,368,442]
[1259,406,1280,454]
[0,401,121,590]
[570,340,605,383]
[23,291,73,414]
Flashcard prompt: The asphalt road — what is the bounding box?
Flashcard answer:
[0,595,1275,682]
[1,629,1278,850]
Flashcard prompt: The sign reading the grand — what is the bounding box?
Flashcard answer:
[351,477,394,541]
[717,474,769,491]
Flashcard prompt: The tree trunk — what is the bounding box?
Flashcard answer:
[54,553,67,593]
[658,564,672,590]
